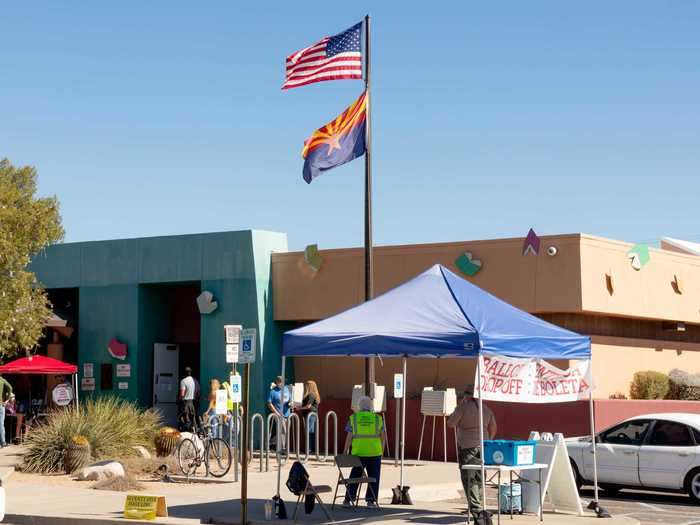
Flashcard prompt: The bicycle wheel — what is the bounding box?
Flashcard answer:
[206,437,232,478]
[177,438,199,476]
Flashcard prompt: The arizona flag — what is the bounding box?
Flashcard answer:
[302,91,367,183]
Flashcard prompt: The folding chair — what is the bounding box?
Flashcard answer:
[332,454,380,510]
[292,472,334,522]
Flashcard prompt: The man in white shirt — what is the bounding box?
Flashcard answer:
[179,367,196,431]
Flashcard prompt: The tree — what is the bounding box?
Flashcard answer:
[0,158,64,357]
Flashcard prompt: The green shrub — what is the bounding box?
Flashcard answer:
[629,371,669,400]
[22,396,161,474]
[667,369,700,401]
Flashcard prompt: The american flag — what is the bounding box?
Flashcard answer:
[283,22,363,90]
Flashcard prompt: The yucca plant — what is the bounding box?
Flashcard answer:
[154,427,181,457]
[22,396,161,474]
[65,435,91,474]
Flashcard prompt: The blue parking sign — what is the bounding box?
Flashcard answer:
[239,328,256,363]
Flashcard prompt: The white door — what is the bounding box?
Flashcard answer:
[639,420,697,490]
[153,343,179,426]
[584,419,651,486]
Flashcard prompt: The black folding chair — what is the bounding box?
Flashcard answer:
[332,454,379,510]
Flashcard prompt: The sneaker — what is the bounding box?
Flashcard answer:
[366,501,379,509]
[342,500,354,509]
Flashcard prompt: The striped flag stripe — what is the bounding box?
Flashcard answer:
[287,52,361,72]
[284,74,361,90]
[284,69,362,87]
[287,59,362,80]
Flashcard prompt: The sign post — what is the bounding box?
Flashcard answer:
[238,328,256,525]
[224,325,242,482]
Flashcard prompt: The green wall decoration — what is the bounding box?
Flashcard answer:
[455,252,482,277]
[627,244,650,271]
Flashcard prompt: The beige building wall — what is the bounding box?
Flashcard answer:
[274,233,700,400]
[580,235,700,324]
[591,336,700,398]
[273,234,583,321]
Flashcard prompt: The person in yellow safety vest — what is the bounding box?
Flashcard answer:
[342,395,383,508]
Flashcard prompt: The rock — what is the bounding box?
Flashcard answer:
[132,445,151,459]
[76,460,125,481]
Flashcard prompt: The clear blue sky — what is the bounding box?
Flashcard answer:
[2,2,699,250]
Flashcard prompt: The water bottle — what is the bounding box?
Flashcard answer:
[264,499,272,521]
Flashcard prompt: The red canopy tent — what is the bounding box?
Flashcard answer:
[0,355,78,407]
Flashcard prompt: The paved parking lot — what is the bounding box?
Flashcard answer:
[579,488,700,525]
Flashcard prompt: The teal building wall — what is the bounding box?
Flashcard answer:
[30,230,288,417]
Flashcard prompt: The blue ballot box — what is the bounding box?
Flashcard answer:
[484,440,536,466]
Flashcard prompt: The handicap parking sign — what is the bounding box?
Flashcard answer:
[239,328,257,364]
[230,374,242,403]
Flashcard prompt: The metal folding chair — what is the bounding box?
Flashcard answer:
[332,454,379,510]
[292,475,334,522]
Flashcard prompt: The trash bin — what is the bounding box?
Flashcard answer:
[498,483,522,514]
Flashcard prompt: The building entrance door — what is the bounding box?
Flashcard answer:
[153,343,180,426]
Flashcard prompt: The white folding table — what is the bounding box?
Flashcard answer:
[460,463,547,524]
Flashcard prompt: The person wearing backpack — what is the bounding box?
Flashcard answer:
[342,395,383,508]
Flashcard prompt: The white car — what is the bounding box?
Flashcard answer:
[567,412,700,503]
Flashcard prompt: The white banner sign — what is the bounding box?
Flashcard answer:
[475,354,593,403]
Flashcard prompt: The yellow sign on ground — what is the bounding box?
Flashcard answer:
[124,494,168,520]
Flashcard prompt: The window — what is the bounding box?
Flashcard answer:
[601,420,650,445]
[693,427,700,445]
[648,421,693,447]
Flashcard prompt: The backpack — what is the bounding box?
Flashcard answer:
[286,461,308,496]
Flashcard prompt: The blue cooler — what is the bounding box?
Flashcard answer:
[484,440,536,466]
[499,483,522,513]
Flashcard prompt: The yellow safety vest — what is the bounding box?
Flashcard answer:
[350,411,383,457]
[221,382,234,411]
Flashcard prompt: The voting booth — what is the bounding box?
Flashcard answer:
[281,264,600,511]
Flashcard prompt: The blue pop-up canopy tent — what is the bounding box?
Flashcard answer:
[283,264,590,359]
[281,264,599,507]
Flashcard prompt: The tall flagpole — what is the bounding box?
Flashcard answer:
[363,14,375,396]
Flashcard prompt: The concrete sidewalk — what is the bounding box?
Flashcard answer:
[2,451,638,525]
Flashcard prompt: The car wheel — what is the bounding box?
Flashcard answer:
[569,458,583,490]
[685,467,700,504]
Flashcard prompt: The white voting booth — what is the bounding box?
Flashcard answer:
[417,387,458,462]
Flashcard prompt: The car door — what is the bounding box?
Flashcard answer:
[584,419,651,485]
[638,420,697,490]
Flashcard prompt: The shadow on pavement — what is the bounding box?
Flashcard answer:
[167,498,467,524]
[579,487,692,507]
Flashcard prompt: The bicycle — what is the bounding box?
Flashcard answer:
[176,422,232,478]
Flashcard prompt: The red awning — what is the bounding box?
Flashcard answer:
[0,355,77,375]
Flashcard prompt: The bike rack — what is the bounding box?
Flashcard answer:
[287,412,301,461]
[249,413,265,472]
[321,410,338,462]
[265,413,280,471]
[301,412,320,463]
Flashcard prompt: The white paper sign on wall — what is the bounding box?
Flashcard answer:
[224,325,242,344]
[81,378,95,391]
[116,364,131,377]
[226,344,239,364]
[230,374,242,403]
[118,382,129,390]
[83,363,93,378]
[215,389,228,415]
[393,374,404,398]
[239,328,257,364]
